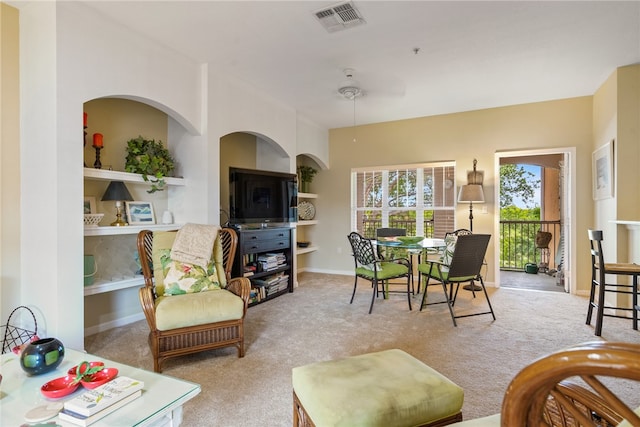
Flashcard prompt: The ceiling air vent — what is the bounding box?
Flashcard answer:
[314,1,366,33]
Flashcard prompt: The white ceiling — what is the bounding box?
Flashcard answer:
[82,1,640,129]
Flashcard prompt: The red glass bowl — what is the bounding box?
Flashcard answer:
[41,375,79,399]
[80,367,118,389]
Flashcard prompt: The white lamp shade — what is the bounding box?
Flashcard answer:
[458,184,485,203]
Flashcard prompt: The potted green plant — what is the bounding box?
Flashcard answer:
[297,165,317,193]
[125,136,175,193]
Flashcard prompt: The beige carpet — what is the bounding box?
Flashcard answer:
[84,272,640,426]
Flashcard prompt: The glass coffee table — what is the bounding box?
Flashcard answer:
[0,348,200,426]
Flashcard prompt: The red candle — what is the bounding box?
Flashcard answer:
[93,133,103,148]
[83,112,87,128]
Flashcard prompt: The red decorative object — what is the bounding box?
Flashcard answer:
[80,367,118,389]
[92,133,103,148]
[41,375,80,398]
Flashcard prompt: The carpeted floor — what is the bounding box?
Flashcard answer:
[84,272,640,426]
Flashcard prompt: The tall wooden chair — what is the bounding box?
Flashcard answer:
[137,227,251,372]
[586,229,640,336]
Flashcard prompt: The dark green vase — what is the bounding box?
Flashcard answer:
[20,337,65,375]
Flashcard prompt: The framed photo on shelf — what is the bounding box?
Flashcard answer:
[84,197,96,214]
[125,201,156,225]
[592,140,614,200]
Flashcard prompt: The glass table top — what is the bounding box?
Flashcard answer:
[0,347,200,426]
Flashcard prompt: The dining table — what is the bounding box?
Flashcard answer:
[374,237,447,292]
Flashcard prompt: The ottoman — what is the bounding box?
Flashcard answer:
[292,349,464,427]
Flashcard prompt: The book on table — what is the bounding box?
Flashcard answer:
[58,389,142,426]
[63,376,144,417]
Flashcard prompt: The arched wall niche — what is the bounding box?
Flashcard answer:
[82,96,209,225]
[106,95,199,136]
[219,130,294,224]
[296,153,328,171]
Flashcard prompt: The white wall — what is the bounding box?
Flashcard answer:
[1,3,21,320]
[11,1,328,347]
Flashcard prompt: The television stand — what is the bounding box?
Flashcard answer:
[232,226,293,306]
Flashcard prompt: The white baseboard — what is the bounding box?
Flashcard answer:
[84,312,145,337]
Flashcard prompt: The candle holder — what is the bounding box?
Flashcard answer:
[84,127,88,167]
[93,146,102,169]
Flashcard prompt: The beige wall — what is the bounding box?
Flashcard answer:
[1,3,21,318]
[316,97,594,290]
[219,132,258,223]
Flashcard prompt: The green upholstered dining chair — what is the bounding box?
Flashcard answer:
[347,232,412,314]
[375,227,406,259]
[418,233,495,326]
[376,227,420,294]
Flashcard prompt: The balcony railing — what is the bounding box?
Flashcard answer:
[499,220,562,271]
[360,216,562,272]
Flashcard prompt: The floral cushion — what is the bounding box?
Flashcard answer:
[159,249,220,296]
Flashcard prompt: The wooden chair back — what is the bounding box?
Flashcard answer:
[138,227,238,293]
[502,341,640,426]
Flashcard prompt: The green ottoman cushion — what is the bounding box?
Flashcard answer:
[292,349,464,427]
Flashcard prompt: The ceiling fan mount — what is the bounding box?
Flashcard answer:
[338,85,362,100]
[338,68,363,100]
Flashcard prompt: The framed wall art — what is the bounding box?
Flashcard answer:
[592,140,614,200]
[125,201,156,225]
[83,196,97,214]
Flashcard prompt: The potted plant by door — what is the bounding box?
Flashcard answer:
[297,166,317,193]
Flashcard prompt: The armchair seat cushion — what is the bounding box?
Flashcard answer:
[155,288,244,331]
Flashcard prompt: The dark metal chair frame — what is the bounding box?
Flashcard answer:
[347,232,412,314]
[586,229,640,336]
[419,234,495,326]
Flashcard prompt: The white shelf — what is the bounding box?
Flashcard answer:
[296,246,318,255]
[84,168,185,186]
[84,276,144,296]
[84,223,183,236]
[296,193,318,258]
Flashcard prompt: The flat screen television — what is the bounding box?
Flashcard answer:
[229,167,298,226]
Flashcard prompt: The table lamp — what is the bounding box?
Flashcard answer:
[101,181,133,226]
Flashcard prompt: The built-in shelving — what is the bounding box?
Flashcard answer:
[84,276,144,296]
[297,192,317,199]
[296,245,318,255]
[84,167,185,186]
[84,167,186,296]
[84,223,182,237]
[296,193,318,256]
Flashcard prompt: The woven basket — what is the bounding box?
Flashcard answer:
[1,306,38,354]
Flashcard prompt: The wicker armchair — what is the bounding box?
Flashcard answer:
[451,341,640,426]
[502,341,640,426]
[137,227,251,372]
